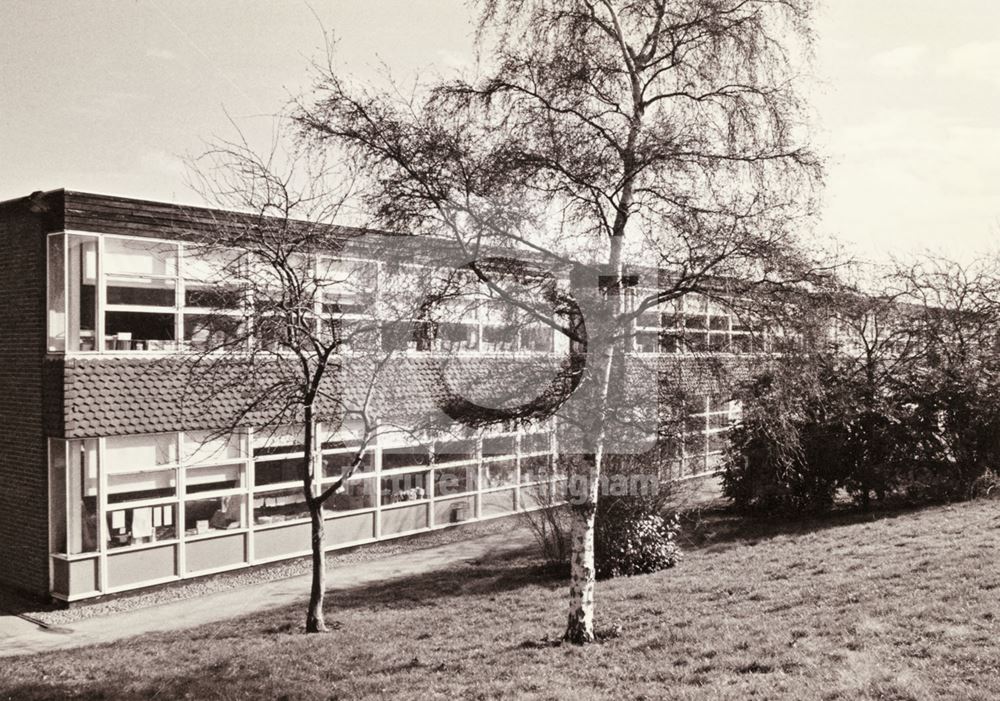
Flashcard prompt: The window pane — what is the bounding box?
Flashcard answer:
[325,477,376,512]
[185,495,244,535]
[481,325,518,352]
[380,471,428,503]
[482,458,517,488]
[184,431,244,464]
[252,426,305,456]
[67,439,99,554]
[184,247,241,284]
[708,333,730,351]
[434,438,476,464]
[186,463,241,493]
[107,469,176,503]
[635,331,658,353]
[67,235,98,351]
[104,238,177,276]
[105,433,177,471]
[636,311,660,328]
[321,450,373,478]
[686,333,709,352]
[521,433,550,454]
[105,311,176,350]
[106,276,176,306]
[435,465,475,496]
[254,457,302,486]
[520,454,551,483]
[48,235,66,352]
[659,333,681,353]
[520,324,554,352]
[183,314,242,350]
[482,435,516,458]
[107,504,176,549]
[253,488,309,525]
[380,320,420,353]
[381,446,431,471]
[185,284,242,310]
[435,322,478,352]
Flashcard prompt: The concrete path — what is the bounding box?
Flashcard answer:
[0,529,535,658]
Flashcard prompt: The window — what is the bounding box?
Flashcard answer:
[187,463,242,493]
[482,458,517,488]
[481,324,518,352]
[253,488,310,525]
[381,445,431,471]
[321,450,373,478]
[105,433,178,471]
[433,322,478,352]
[482,435,516,458]
[103,238,180,351]
[434,438,476,465]
[184,430,244,464]
[316,257,376,316]
[48,234,99,352]
[381,471,429,503]
[520,454,551,483]
[47,235,66,352]
[435,465,475,496]
[680,395,741,477]
[49,439,99,555]
[521,432,551,455]
[185,495,244,535]
[252,426,306,457]
[107,469,176,504]
[325,477,376,512]
[106,504,176,549]
[254,457,303,487]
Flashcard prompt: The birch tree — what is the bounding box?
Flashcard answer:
[294,0,822,643]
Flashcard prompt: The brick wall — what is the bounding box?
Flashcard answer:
[0,192,62,596]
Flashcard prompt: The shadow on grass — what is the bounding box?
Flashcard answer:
[321,546,565,613]
[679,501,943,554]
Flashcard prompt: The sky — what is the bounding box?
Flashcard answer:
[1,1,998,264]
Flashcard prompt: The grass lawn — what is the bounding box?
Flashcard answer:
[3,499,999,700]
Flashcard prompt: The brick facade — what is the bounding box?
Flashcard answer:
[0,192,63,595]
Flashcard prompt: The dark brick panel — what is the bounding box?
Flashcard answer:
[0,196,55,595]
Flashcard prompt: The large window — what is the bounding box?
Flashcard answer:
[49,439,99,555]
[380,436,431,503]
[103,238,179,351]
[481,434,518,489]
[47,232,578,358]
[632,293,757,355]
[680,394,741,477]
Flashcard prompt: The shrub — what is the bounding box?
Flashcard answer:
[594,496,681,579]
[722,368,847,514]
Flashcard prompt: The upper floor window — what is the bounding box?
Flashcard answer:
[46,232,566,357]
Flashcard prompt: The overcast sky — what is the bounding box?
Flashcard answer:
[2,1,998,264]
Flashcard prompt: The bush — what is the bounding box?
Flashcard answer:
[722,367,847,514]
[594,496,681,579]
[523,451,682,579]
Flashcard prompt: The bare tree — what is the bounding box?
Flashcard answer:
[181,138,473,633]
[293,0,824,643]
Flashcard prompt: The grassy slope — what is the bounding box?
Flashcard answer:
[3,499,999,700]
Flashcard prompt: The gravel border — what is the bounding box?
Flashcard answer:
[24,517,531,627]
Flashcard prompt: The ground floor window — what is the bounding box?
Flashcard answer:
[47,422,562,598]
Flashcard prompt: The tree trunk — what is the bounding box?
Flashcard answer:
[302,406,328,633]
[562,235,623,644]
[564,466,599,644]
[305,502,328,633]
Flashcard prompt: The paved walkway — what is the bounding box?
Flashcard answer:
[0,529,535,658]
